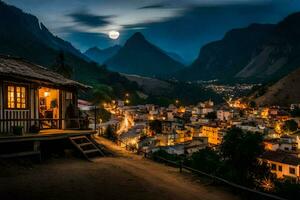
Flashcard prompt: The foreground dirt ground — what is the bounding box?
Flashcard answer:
[0,137,239,200]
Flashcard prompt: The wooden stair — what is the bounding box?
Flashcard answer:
[69,136,104,161]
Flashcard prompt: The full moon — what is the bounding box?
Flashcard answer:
[108,30,120,40]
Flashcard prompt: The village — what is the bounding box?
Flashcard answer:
[0,55,299,200]
[2,0,300,199]
[95,97,300,181]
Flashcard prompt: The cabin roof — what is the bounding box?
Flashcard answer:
[0,55,90,89]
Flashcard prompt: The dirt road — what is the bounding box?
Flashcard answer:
[0,137,239,200]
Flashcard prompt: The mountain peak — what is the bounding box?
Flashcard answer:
[105,32,183,77]
[128,32,146,42]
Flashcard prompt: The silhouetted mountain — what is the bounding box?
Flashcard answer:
[84,45,121,64]
[254,67,300,106]
[105,32,184,77]
[177,23,275,81]
[178,12,300,83]
[165,51,187,65]
[236,12,300,81]
[0,1,89,62]
[0,1,141,99]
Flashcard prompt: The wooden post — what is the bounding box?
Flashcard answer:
[179,160,183,173]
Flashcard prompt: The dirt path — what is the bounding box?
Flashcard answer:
[0,137,240,200]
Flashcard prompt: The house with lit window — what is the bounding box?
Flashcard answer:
[200,125,226,145]
[0,55,90,135]
[261,150,300,180]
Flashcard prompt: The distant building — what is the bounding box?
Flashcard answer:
[201,125,224,145]
[261,151,300,180]
[184,137,208,155]
[217,109,233,121]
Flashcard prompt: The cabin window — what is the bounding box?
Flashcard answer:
[7,85,27,109]
[278,165,282,172]
[289,167,296,175]
[271,164,277,171]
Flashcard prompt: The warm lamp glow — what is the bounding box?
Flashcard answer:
[44,91,50,97]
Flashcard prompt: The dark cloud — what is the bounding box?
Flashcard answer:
[67,9,113,27]
[138,3,167,10]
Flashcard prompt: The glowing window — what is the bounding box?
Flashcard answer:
[7,85,27,109]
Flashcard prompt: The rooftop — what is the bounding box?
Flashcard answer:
[0,55,90,89]
[261,150,300,166]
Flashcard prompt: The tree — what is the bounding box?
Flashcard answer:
[187,148,222,174]
[283,120,298,133]
[51,51,73,78]
[239,109,245,117]
[104,125,118,142]
[249,101,256,108]
[291,108,300,117]
[220,128,267,185]
[97,107,111,123]
[149,120,162,134]
[274,179,300,199]
[91,84,113,104]
[152,149,182,162]
[206,112,217,120]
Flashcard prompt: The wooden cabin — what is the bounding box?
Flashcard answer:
[0,55,90,135]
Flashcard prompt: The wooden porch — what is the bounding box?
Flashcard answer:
[0,129,97,143]
[0,129,98,160]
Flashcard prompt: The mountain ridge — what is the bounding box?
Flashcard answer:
[176,23,275,82]
[0,0,142,100]
[84,45,121,64]
[105,32,184,77]
[176,12,300,83]
[254,66,300,106]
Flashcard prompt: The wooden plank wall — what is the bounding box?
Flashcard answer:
[61,90,66,129]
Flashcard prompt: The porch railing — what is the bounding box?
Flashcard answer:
[0,118,90,134]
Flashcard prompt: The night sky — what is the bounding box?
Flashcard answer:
[4,0,300,62]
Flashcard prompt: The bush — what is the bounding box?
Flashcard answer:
[283,120,298,133]
[152,149,182,163]
[103,125,118,142]
[274,179,300,199]
[12,126,23,135]
[149,120,162,134]
[186,148,222,174]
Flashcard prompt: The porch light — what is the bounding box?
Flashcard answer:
[44,91,50,97]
